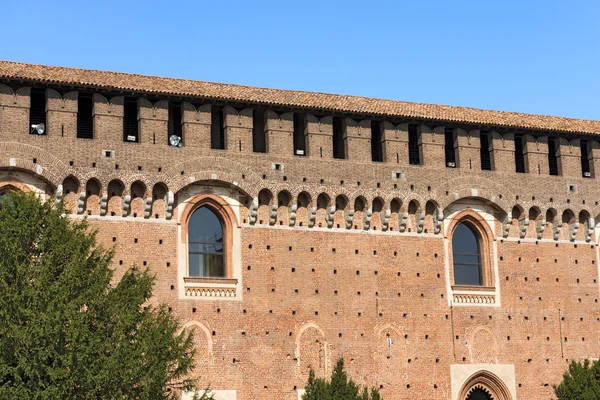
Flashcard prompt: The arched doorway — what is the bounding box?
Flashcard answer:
[466,386,493,400]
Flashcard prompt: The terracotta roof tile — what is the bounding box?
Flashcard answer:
[1,60,598,135]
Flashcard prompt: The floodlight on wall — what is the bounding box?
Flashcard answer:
[295,149,304,156]
[583,171,591,178]
[446,161,456,168]
[126,135,137,142]
[30,123,45,135]
[169,135,182,147]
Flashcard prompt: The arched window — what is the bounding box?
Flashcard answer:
[188,207,225,277]
[452,222,482,286]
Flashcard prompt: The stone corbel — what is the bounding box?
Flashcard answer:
[518,217,530,239]
[326,205,335,229]
[344,210,355,229]
[586,218,594,242]
[569,222,579,242]
[268,204,278,226]
[535,218,546,239]
[121,195,131,217]
[308,207,317,228]
[399,211,408,233]
[55,184,63,205]
[288,204,297,227]
[143,197,152,218]
[248,197,258,225]
[381,209,391,232]
[416,212,425,234]
[99,194,108,216]
[165,191,174,219]
[502,212,512,238]
[363,209,372,230]
[553,219,562,241]
[434,209,443,234]
[76,192,85,214]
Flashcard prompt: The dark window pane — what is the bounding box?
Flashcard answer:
[293,113,306,156]
[514,135,525,173]
[444,128,456,166]
[408,124,420,165]
[480,131,491,170]
[77,93,94,139]
[452,223,482,286]
[371,121,383,162]
[548,137,559,176]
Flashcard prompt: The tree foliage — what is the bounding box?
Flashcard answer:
[302,358,382,400]
[0,192,208,399]
[554,359,600,400]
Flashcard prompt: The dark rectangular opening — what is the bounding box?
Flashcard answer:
[252,108,266,153]
[123,97,138,142]
[77,93,94,139]
[581,139,591,177]
[408,124,420,165]
[514,135,525,173]
[444,127,456,167]
[293,112,306,156]
[547,137,559,176]
[211,106,225,149]
[332,117,346,159]
[168,102,183,144]
[480,130,491,170]
[29,88,46,135]
[371,121,383,162]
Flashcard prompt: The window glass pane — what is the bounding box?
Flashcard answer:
[452,223,482,285]
[188,253,203,277]
[453,254,480,265]
[206,254,225,277]
[454,264,481,286]
[189,207,223,243]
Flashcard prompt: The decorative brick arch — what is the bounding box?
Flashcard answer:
[295,322,328,377]
[0,142,76,189]
[457,370,512,400]
[164,156,262,197]
[435,177,512,213]
[0,178,33,194]
[180,320,213,377]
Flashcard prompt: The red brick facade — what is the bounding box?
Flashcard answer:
[0,62,599,400]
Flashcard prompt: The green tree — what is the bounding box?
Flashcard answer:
[0,191,211,399]
[554,359,600,399]
[302,358,382,400]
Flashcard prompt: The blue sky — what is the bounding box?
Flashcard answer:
[2,1,599,119]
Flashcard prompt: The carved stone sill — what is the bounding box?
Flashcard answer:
[185,286,237,298]
[184,277,238,285]
[451,285,496,305]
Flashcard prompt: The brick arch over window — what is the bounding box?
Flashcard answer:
[457,370,512,400]
[0,179,33,194]
[435,177,512,214]
[179,193,238,278]
[295,322,328,377]
[445,209,495,288]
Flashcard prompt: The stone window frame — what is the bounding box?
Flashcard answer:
[178,192,241,301]
[445,208,499,306]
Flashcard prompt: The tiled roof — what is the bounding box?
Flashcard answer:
[1,60,598,135]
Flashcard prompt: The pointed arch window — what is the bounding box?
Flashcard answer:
[188,207,225,277]
[452,222,482,286]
